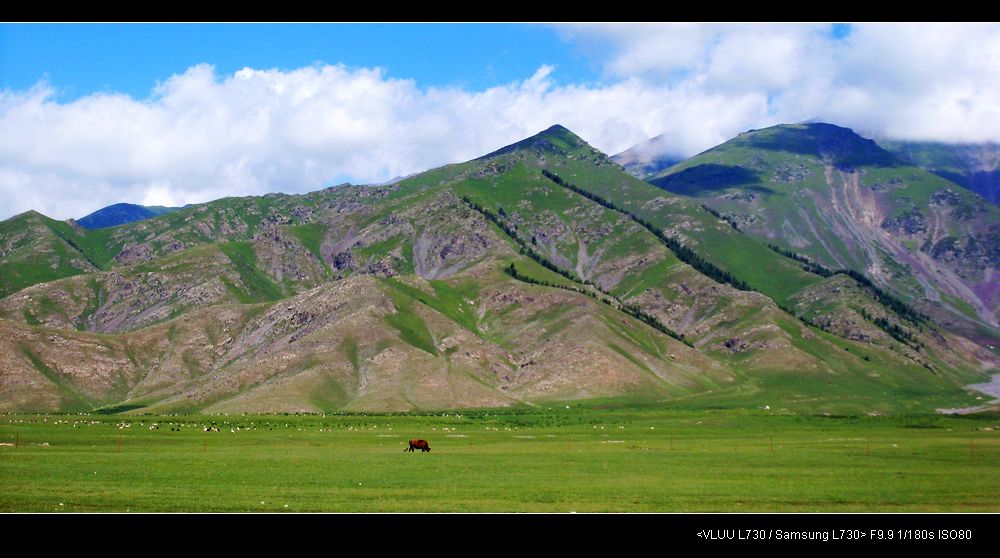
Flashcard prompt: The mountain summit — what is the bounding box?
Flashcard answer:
[478,124,593,160]
[78,203,180,229]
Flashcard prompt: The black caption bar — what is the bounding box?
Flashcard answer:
[6,512,994,550]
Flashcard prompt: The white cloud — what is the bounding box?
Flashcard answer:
[565,22,1000,146]
[2,23,1000,221]
[0,62,766,220]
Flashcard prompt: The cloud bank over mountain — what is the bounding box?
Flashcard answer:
[2,23,998,220]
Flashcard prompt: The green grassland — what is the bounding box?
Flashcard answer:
[1,406,997,512]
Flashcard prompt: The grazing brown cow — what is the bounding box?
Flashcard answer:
[405,439,431,452]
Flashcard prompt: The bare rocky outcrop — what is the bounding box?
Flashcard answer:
[881,207,927,235]
[252,224,326,286]
[160,239,185,254]
[290,205,313,223]
[413,231,490,280]
[332,251,355,272]
[114,243,155,266]
[360,256,399,278]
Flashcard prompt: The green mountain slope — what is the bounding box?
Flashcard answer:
[0,211,112,298]
[648,123,1000,346]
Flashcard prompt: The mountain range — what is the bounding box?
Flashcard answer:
[0,123,996,414]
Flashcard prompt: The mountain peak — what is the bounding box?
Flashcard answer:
[78,202,179,230]
[9,209,45,222]
[478,124,592,160]
[534,123,586,145]
[734,122,898,168]
[539,123,573,137]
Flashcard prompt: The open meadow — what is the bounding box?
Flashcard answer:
[1,403,998,512]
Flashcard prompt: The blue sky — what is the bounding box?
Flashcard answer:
[0,24,599,99]
[1,23,998,220]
